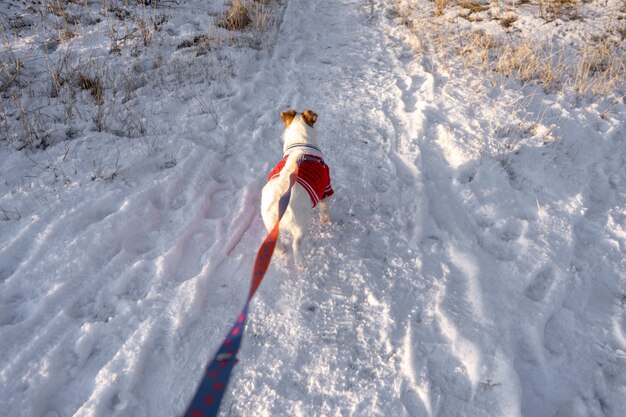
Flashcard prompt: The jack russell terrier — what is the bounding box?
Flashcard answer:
[261,109,333,267]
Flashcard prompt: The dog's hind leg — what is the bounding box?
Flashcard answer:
[288,196,311,268]
[261,187,286,254]
[261,206,286,254]
[261,202,276,232]
[319,198,331,223]
[292,231,304,267]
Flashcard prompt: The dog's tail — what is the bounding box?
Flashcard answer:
[276,150,304,191]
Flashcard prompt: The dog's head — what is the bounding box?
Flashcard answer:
[280,109,319,150]
[280,109,317,128]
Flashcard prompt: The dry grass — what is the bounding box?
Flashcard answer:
[495,42,540,82]
[395,0,625,99]
[435,0,450,16]
[0,57,23,94]
[574,38,626,95]
[59,28,78,42]
[45,1,67,17]
[218,0,252,31]
[460,31,499,70]
[540,0,580,21]
[480,36,623,95]
[538,50,566,87]
[78,73,103,105]
[488,37,624,95]
[492,42,565,92]
[499,14,518,28]
[0,0,282,152]
[459,1,489,14]
[460,31,567,90]
[546,0,579,13]
[217,0,278,45]
[390,0,417,27]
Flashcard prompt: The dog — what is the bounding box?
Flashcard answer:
[261,109,333,267]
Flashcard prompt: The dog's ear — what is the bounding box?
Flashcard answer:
[302,110,318,127]
[280,109,297,127]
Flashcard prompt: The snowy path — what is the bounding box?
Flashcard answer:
[216,1,519,415]
[1,0,625,416]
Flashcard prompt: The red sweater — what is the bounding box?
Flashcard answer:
[268,154,334,207]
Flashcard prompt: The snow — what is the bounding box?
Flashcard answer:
[1,0,626,416]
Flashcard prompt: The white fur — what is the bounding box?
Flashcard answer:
[261,114,330,267]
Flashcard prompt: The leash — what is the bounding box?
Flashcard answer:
[183,167,299,417]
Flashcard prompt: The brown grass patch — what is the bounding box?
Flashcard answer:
[45,1,66,17]
[540,0,580,21]
[60,28,78,42]
[435,0,450,17]
[493,42,566,88]
[0,57,23,94]
[79,73,103,105]
[574,38,626,95]
[459,1,489,14]
[395,0,624,98]
[218,0,252,31]
[499,15,518,28]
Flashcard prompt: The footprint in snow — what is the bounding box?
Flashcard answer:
[203,190,230,219]
[0,293,29,326]
[543,310,573,355]
[0,267,15,284]
[525,266,555,302]
[495,218,523,242]
[66,298,115,324]
[475,217,524,261]
[0,305,25,326]
[302,302,318,314]
[476,232,517,261]
[395,75,420,113]
[457,167,476,184]
[41,38,59,54]
[170,193,187,211]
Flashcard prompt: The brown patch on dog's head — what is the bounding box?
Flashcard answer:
[280,109,297,127]
[302,110,318,127]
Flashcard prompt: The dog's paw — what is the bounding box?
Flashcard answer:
[293,253,305,269]
[320,214,330,224]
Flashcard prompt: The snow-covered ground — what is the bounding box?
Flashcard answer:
[1,1,625,416]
